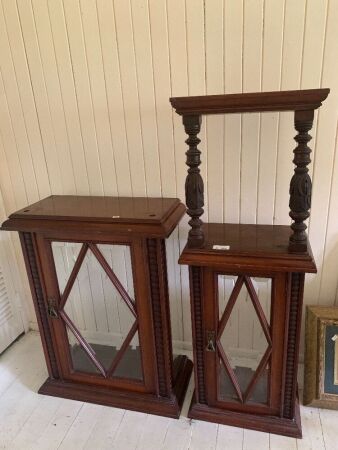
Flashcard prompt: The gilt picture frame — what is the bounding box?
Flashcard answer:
[304,306,338,409]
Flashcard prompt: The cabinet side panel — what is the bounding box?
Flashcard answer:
[159,239,174,391]
[303,307,318,405]
[19,232,59,379]
[146,238,172,397]
[283,272,305,418]
[189,266,206,403]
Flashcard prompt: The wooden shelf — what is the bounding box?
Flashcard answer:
[179,223,316,273]
[170,88,329,115]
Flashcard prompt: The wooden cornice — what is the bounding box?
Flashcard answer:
[170,88,330,115]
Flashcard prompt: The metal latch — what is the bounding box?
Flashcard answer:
[206,330,216,352]
[47,298,58,318]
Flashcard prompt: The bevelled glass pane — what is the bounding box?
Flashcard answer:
[217,275,271,405]
[52,242,143,381]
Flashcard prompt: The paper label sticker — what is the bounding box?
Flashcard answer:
[212,245,230,250]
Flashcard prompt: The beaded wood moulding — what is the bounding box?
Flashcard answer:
[170,88,329,437]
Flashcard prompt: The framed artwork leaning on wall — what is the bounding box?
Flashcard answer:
[304,306,338,409]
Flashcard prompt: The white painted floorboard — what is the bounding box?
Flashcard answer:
[0,332,337,450]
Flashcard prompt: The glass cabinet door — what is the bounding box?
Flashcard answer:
[214,274,274,409]
[51,241,143,382]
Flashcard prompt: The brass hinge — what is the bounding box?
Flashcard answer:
[47,298,58,318]
[206,330,216,352]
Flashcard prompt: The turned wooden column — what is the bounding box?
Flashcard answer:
[289,109,314,253]
[183,115,204,248]
[170,89,329,252]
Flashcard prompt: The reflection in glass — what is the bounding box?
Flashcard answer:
[52,242,142,381]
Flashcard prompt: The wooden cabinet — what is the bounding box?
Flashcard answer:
[179,223,316,437]
[2,195,192,418]
[170,88,330,437]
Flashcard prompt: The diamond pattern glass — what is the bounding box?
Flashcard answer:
[217,275,272,404]
[52,241,142,381]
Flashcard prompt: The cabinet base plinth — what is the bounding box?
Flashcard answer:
[188,392,302,438]
[39,355,192,419]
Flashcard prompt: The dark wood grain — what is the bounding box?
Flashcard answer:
[189,266,206,404]
[185,261,303,436]
[289,110,314,252]
[180,222,311,436]
[188,394,302,438]
[170,88,329,115]
[20,232,60,380]
[2,195,186,238]
[183,115,205,248]
[3,195,192,418]
[7,195,182,223]
[283,273,305,419]
[146,238,174,398]
[170,89,329,250]
[38,355,193,419]
[171,88,327,437]
[179,223,316,273]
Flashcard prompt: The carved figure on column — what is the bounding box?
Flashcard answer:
[183,115,204,248]
[289,109,314,252]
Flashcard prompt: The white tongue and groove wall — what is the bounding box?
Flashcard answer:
[0,0,337,356]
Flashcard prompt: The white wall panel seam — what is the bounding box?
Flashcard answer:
[21,0,69,196]
[94,0,120,197]
[79,0,118,197]
[1,1,44,201]
[31,0,77,196]
[127,0,148,197]
[111,0,143,195]
[15,0,61,197]
[56,0,91,195]
[318,119,338,302]
[0,69,29,206]
[64,0,104,196]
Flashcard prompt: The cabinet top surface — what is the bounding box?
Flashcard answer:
[2,196,185,237]
[7,195,182,222]
[179,223,317,273]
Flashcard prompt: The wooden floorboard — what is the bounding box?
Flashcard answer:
[0,332,336,449]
